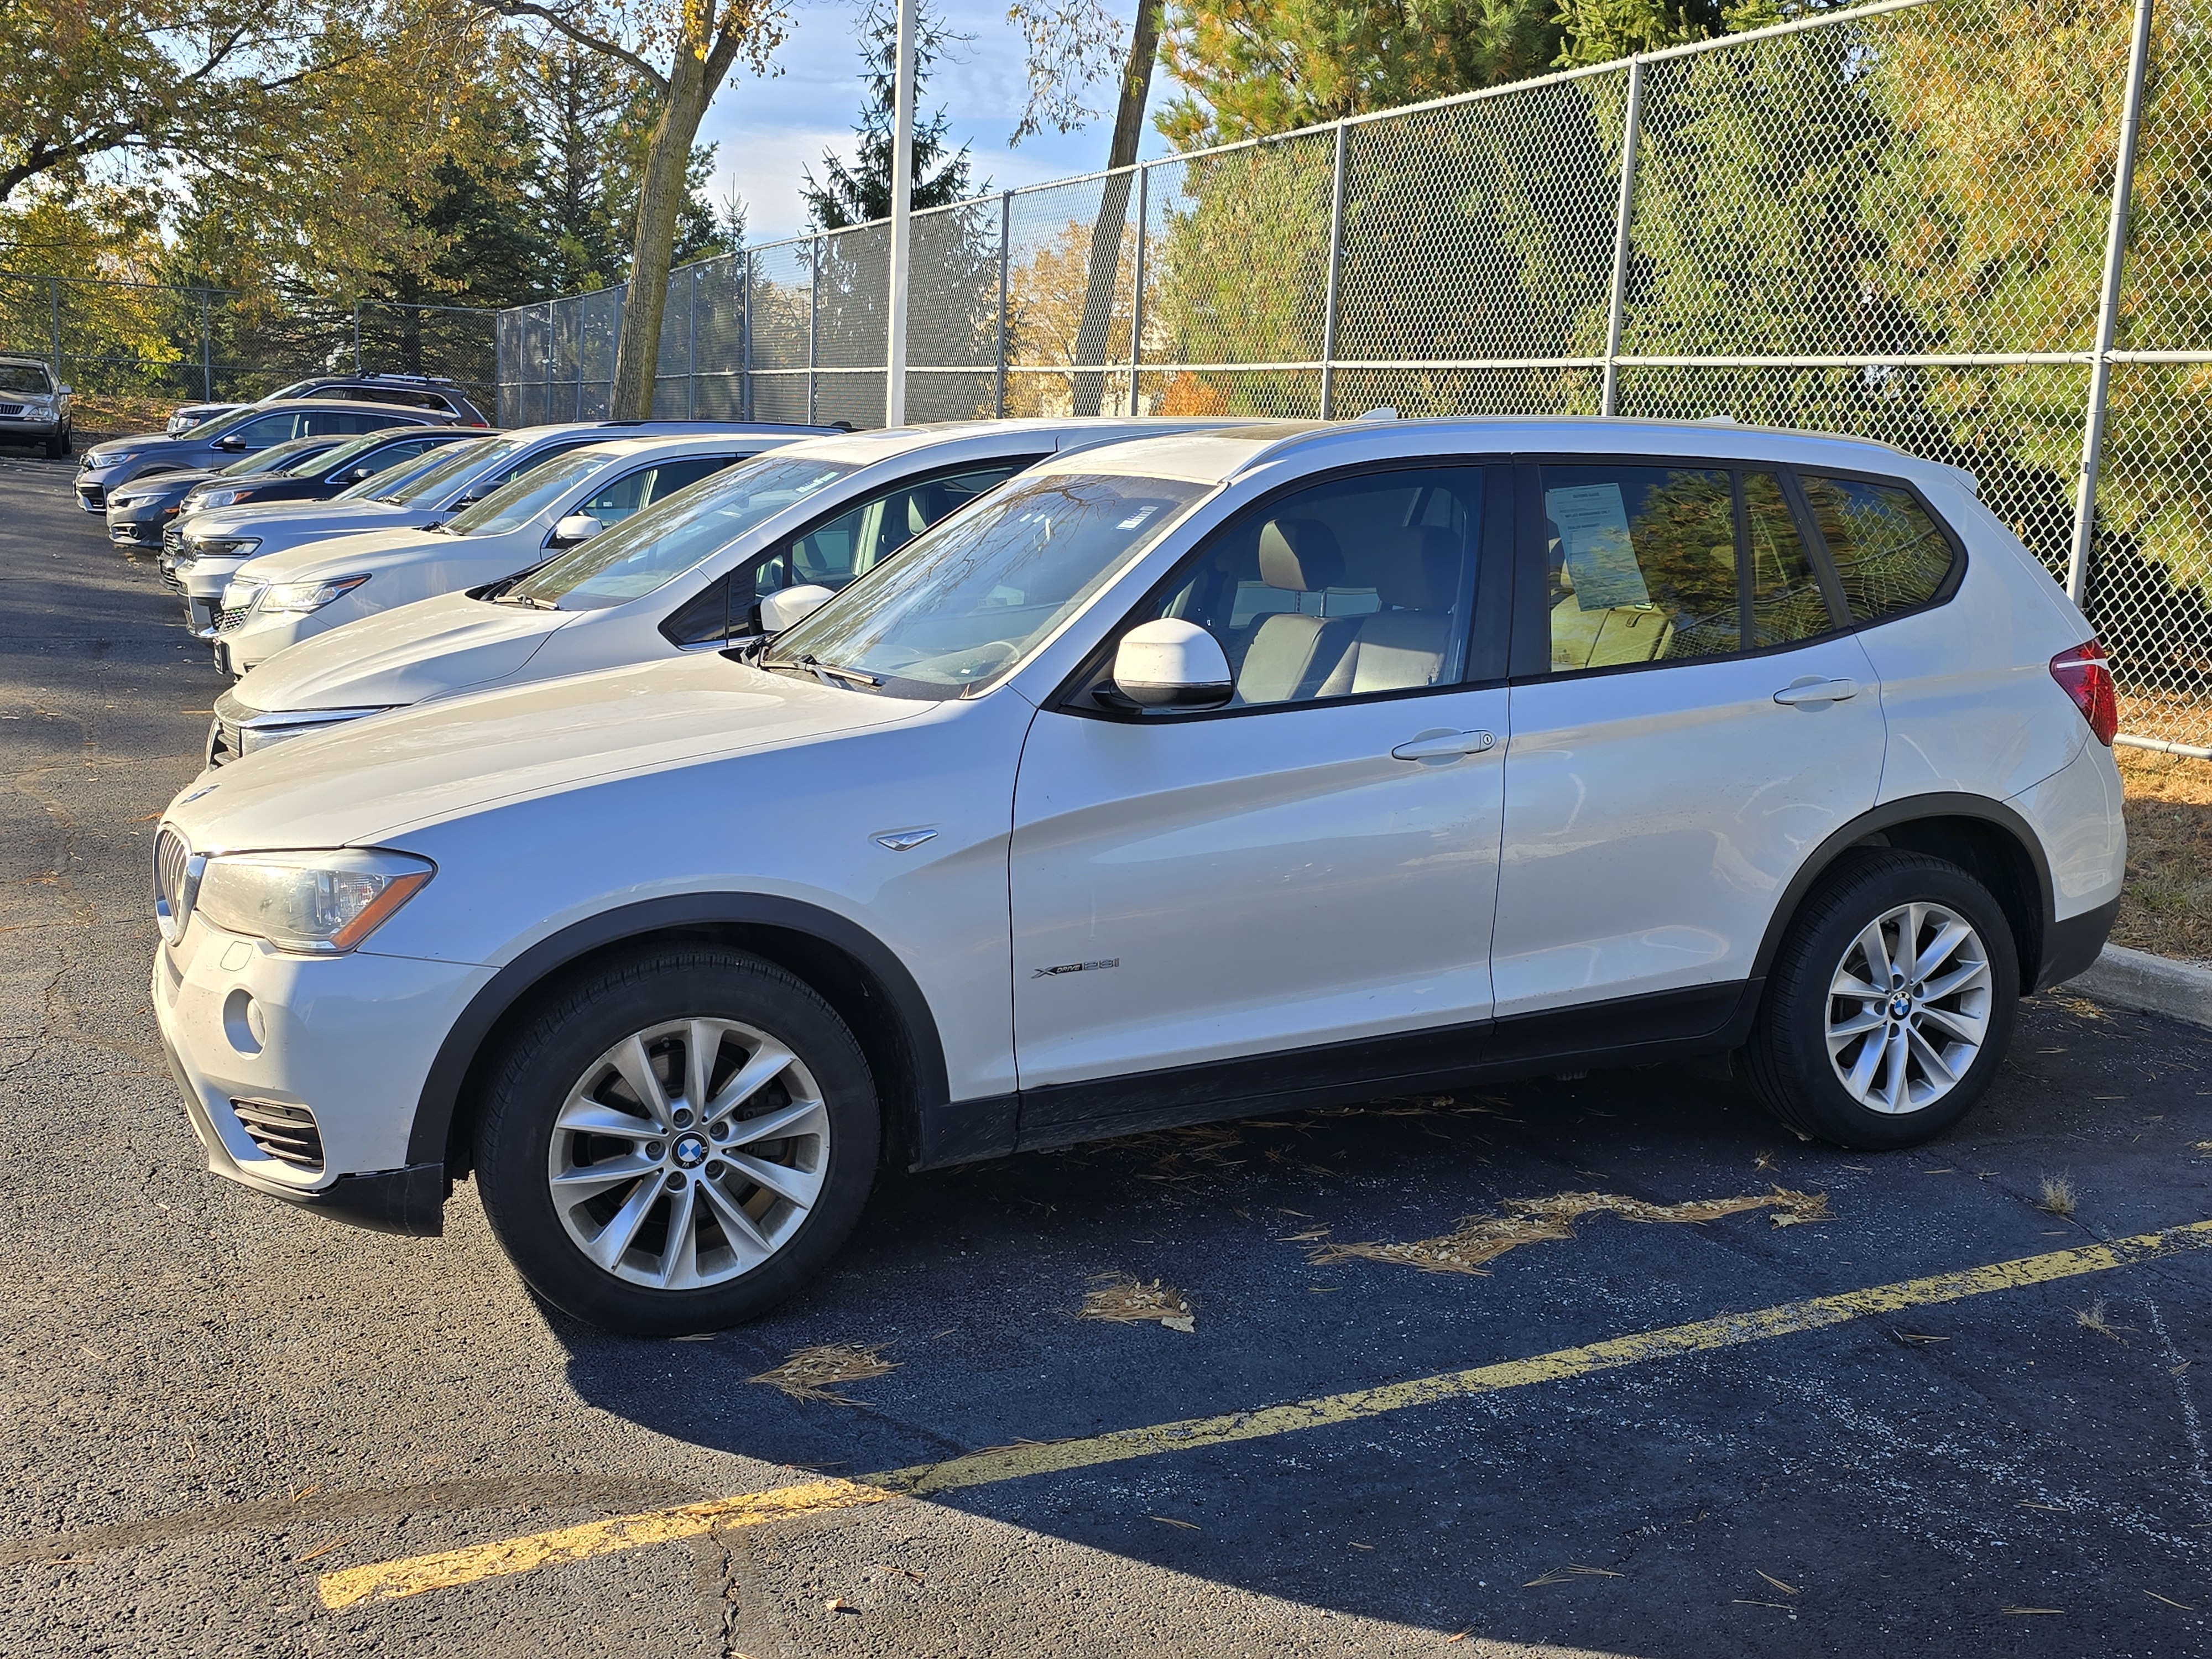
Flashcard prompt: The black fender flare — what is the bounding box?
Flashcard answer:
[1746,791,2054,986]
[406,893,951,1170]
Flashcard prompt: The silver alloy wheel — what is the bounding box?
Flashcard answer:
[1824,901,1994,1115]
[546,1018,830,1289]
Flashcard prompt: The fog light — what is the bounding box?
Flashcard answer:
[222,987,265,1054]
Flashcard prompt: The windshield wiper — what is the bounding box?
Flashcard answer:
[494,592,558,609]
[801,654,881,688]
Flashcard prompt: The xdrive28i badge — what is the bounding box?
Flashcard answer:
[1032,958,1120,980]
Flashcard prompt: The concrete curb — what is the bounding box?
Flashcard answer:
[2064,944,2212,1030]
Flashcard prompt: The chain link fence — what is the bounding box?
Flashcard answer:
[0,272,499,420]
[499,0,2212,757]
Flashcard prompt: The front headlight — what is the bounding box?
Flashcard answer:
[195,536,261,559]
[89,451,135,471]
[194,848,435,953]
[260,575,371,613]
[192,487,253,509]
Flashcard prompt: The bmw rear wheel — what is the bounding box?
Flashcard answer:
[474,947,879,1335]
[1747,851,2019,1149]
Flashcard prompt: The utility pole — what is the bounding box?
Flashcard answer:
[884,0,917,427]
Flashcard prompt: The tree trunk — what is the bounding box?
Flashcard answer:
[609,56,711,420]
[1070,0,1162,416]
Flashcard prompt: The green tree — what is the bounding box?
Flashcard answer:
[800,0,981,230]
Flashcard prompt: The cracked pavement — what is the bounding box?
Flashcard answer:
[3,450,2210,1657]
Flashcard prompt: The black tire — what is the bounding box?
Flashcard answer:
[44,424,69,460]
[1745,850,2019,1150]
[473,946,880,1335]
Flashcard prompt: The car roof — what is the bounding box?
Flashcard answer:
[226,397,452,420]
[750,416,1255,468]
[1030,415,1949,488]
[538,432,792,462]
[0,354,51,368]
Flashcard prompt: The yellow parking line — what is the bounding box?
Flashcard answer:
[320,1218,2212,1610]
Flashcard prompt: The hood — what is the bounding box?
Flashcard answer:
[189,499,411,536]
[234,524,454,583]
[232,590,570,712]
[115,468,226,498]
[86,431,170,463]
[165,653,928,851]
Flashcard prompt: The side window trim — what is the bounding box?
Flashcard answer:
[1048,456,1512,722]
[1776,467,1854,630]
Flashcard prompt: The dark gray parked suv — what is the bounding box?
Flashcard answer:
[75,399,458,510]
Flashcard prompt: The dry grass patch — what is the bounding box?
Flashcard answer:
[2115,747,2212,965]
[1079,1274,1195,1332]
[2072,1296,2132,1344]
[748,1342,900,1404]
[1305,1186,1832,1276]
[2037,1174,2078,1219]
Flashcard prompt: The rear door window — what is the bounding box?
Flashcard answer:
[223,412,301,448]
[759,463,1029,596]
[1798,474,1957,623]
[1538,463,1843,674]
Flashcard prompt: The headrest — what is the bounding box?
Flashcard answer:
[1257,518,1343,593]
[906,484,946,536]
[1375,527,1460,610]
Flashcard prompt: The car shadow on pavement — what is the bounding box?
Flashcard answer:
[549,998,2212,1654]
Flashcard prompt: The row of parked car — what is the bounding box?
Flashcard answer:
[123,385,2129,1336]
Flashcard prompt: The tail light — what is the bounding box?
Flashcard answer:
[2049,640,2117,746]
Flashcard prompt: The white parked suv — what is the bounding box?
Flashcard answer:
[207,419,1236,763]
[207,432,795,677]
[152,418,2126,1335]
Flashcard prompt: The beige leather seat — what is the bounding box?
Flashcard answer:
[1235,519,1360,705]
[1324,528,1460,695]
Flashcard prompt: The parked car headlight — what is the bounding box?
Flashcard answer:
[190,487,255,509]
[194,848,435,953]
[194,536,261,559]
[90,450,137,470]
[259,575,371,613]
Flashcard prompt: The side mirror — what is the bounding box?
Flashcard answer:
[340,465,374,483]
[548,512,604,547]
[216,434,248,450]
[55,383,71,397]
[1111,619,1233,709]
[757,583,836,634]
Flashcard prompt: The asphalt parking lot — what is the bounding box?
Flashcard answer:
[3,448,2210,1658]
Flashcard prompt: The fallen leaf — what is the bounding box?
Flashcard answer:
[825,1597,854,1613]
[1161,1315,1196,1333]
[1446,1629,1473,1643]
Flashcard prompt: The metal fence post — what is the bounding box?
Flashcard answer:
[1319,121,1349,419]
[1601,57,1646,419]
[741,252,755,421]
[353,302,363,373]
[1128,165,1149,416]
[995,191,1011,419]
[49,279,61,382]
[2070,0,2158,606]
[544,300,555,422]
[808,234,822,425]
[199,290,213,402]
[687,265,698,419]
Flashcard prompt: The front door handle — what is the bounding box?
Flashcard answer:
[1391,729,1498,762]
[1772,676,1860,707]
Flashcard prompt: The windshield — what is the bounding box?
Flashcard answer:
[766,473,1209,698]
[223,437,333,478]
[0,364,51,395]
[283,433,382,477]
[504,455,857,609]
[371,436,515,504]
[442,448,615,536]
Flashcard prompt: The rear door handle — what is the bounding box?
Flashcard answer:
[1772,677,1860,706]
[1391,729,1498,761]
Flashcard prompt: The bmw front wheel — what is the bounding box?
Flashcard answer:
[473,947,880,1335]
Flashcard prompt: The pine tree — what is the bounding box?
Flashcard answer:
[800,0,982,231]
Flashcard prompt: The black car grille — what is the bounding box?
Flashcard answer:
[158,562,184,591]
[215,601,252,634]
[207,716,242,768]
[0,401,22,417]
[231,1100,325,1171]
[76,482,105,506]
[162,525,183,555]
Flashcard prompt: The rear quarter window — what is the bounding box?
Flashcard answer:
[1798,474,1958,624]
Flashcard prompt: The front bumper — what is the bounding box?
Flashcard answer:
[153,914,494,1234]
[107,507,174,548]
[220,607,339,676]
[0,415,64,440]
[75,477,109,510]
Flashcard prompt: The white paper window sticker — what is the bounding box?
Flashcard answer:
[1546,482,1652,611]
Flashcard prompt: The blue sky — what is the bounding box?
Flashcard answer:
[699,0,1185,245]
